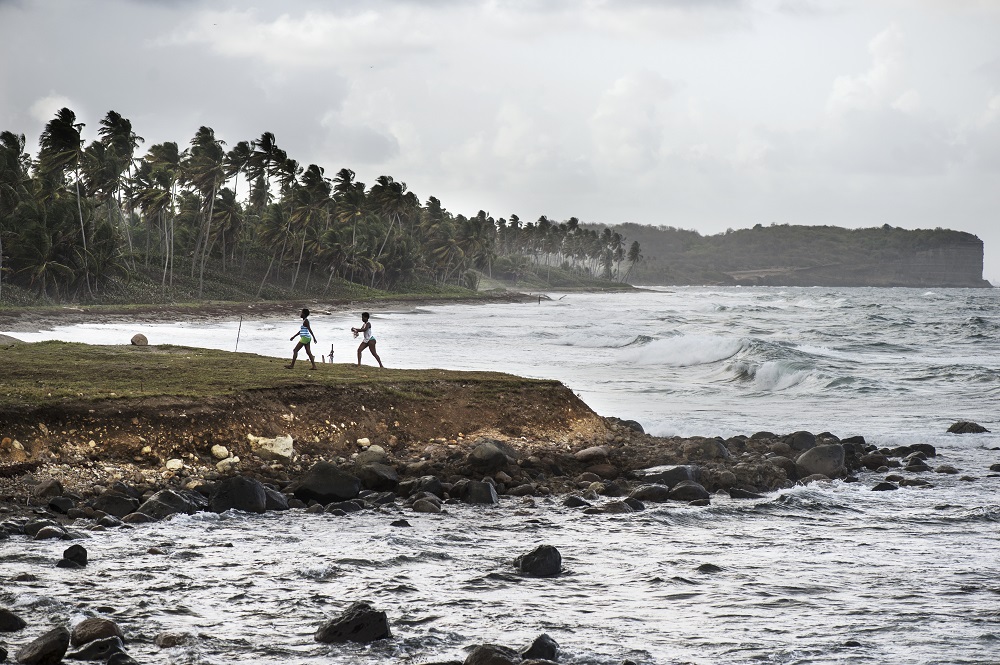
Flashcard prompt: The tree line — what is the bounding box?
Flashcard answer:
[0,108,642,301]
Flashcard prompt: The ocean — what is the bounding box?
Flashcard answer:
[2,286,999,664]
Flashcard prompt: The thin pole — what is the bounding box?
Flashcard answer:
[235,316,243,352]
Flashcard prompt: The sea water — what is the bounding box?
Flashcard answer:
[2,287,1000,664]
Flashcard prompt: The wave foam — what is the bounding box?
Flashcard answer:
[628,335,746,367]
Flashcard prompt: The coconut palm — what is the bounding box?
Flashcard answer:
[180,126,226,296]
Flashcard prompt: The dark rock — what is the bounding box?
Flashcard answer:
[784,431,817,452]
[325,500,363,513]
[64,544,88,566]
[32,478,63,499]
[91,492,139,518]
[468,441,510,473]
[860,453,890,470]
[623,497,645,511]
[768,455,797,480]
[727,488,764,499]
[600,500,634,514]
[0,608,27,632]
[135,489,206,520]
[562,495,590,508]
[668,480,710,502]
[934,465,959,474]
[65,635,125,660]
[209,476,267,514]
[796,444,846,478]
[121,512,155,524]
[130,333,148,346]
[412,498,442,513]
[355,463,399,492]
[34,525,68,541]
[47,496,75,514]
[263,487,290,511]
[628,484,672,502]
[390,519,411,527]
[841,435,867,445]
[585,463,619,479]
[637,464,698,487]
[905,461,931,473]
[948,421,989,434]
[683,438,730,460]
[514,545,562,577]
[463,481,499,505]
[15,625,70,665]
[697,563,724,573]
[465,644,520,665]
[290,462,361,504]
[911,443,937,458]
[154,632,189,648]
[619,419,645,433]
[314,601,391,644]
[899,478,931,487]
[0,645,5,662]
[991,463,1000,472]
[522,633,559,660]
[397,475,444,499]
[57,558,84,570]
[573,446,609,464]
[107,653,140,665]
[872,482,898,491]
[23,519,60,538]
[71,617,125,647]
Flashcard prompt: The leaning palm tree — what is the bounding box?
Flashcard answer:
[97,111,143,260]
[0,131,31,298]
[180,126,225,296]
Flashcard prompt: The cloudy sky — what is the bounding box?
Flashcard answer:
[2,0,999,281]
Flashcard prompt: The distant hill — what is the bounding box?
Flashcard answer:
[607,223,991,288]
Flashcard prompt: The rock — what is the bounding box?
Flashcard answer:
[390,519,411,527]
[668,480,710,502]
[210,476,267,514]
[164,458,184,471]
[355,463,399,491]
[263,487,290,511]
[355,446,387,466]
[91,492,139,518]
[911,443,937,458]
[154,632,189,648]
[468,441,510,473]
[799,473,832,484]
[0,608,27,632]
[573,446,609,463]
[16,626,70,665]
[599,500,634,514]
[935,465,959,474]
[107,653,140,665]
[32,478,63,499]
[130,334,147,346]
[65,635,125,660]
[47,496,74,514]
[860,453,890,470]
[71,617,125,647]
[411,498,442,514]
[356,437,371,447]
[463,481,499,505]
[63,544,88,566]
[872,482,898,491]
[210,445,230,460]
[289,462,361,503]
[784,430,817,451]
[628,484,672,502]
[683,438,730,460]
[216,457,240,473]
[768,455,797,480]
[314,601,391,644]
[0,645,5,662]
[34,525,68,540]
[585,463,619,479]
[563,495,590,508]
[248,434,294,462]
[514,545,562,577]
[796,444,846,478]
[465,644,520,665]
[637,465,698,487]
[135,489,207,520]
[948,421,989,434]
[397,475,444,499]
[728,488,765,499]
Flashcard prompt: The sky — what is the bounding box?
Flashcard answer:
[2,0,999,281]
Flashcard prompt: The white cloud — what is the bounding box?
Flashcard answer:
[827,23,907,117]
[589,71,675,171]
[29,94,76,124]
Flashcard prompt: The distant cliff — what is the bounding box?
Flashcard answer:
[612,223,991,288]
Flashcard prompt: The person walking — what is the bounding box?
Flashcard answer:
[352,311,384,368]
[286,308,318,370]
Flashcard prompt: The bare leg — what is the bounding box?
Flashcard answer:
[357,342,366,366]
[368,340,384,368]
[305,343,316,369]
[286,341,304,369]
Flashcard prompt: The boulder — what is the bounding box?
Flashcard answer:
[768,455,797,480]
[248,434,294,462]
[637,465,698,487]
[263,487,290,511]
[355,446,387,466]
[135,489,207,520]
[465,644,520,665]
[872,482,898,491]
[355,463,399,491]
[47,496,74,514]
[514,545,562,577]
[397,475,444,499]
[463,481,499,505]
[91,492,139,518]
[683,438,730,460]
[860,453,889,471]
[573,446,608,464]
[130,334,147,346]
[948,421,989,434]
[668,480,710,502]
[784,431,817,452]
[412,498,442,514]
[628,484,672,502]
[154,632,189,648]
[314,601,391,644]
[210,445,230,460]
[71,617,125,646]
[32,478,63,499]
[63,544,88,567]
[210,476,267,514]
[935,465,959,474]
[795,444,846,478]
[107,653,140,665]
[563,495,590,508]
[289,462,361,503]
[585,463,619,479]
[65,636,125,661]
[468,441,510,473]
[0,608,27,632]
[16,626,70,665]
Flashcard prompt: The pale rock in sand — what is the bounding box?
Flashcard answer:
[164,459,184,471]
[210,444,230,460]
[248,434,294,462]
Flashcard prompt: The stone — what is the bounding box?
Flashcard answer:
[65,636,125,661]
[585,463,619,479]
[289,462,361,503]
[465,644,520,665]
[164,459,184,471]
[860,453,890,470]
[217,457,240,473]
[637,465,698,487]
[355,446,387,466]
[47,496,74,514]
[210,445,230,460]
[628,484,672,502]
[563,495,590,508]
[263,487,290,511]
[130,334,148,346]
[573,446,608,463]
[600,500,634,514]
[784,430,817,451]
[872,482,898,491]
[397,475,444,499]
[71,617,124,646]
[63,544,88,566]
[32,478,63,499]
[935,465,959,474]
[514,545,562,577]
[15,625,70,665]
[210,476,267,514]
[135,489,207,520]
[668,480,710,502]
[355,463,399,491]
[34,525,68,540]
[463,481,499,505]
[948,421,989,434]
[411,498,442,514]
[92,491,140,518]
[248,434,294,462]
[0,608,27,632]
[799,473,832,484]
[154,632,190,648]
[107,653,140,665]
[796,444,846,478]
[683,438,730,460]
[314,601,391,644]
[468,441,510,473]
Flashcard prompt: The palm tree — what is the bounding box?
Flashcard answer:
[97,111,143,259]
[287,163,331,289]
[180,126,225,296]
[36,107,89,294]
[0,131,30,297]
[140,141,182,286]
[623,240,642,283]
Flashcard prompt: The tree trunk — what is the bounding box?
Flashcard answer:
[198,185,217,297]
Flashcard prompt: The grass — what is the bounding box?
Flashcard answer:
[0,340,554,407]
